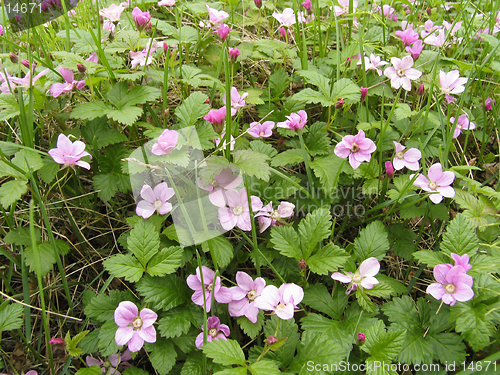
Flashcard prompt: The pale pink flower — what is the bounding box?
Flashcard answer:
[331,257,380,295]
[114,302,157,352]
[406,40,424,60]
[136,182,174,219]
[187,266,232,312]
[384,56,422,91]
[132,7,151,29]
[420,19,438,38]
[253,283,304,320]
[86,52,99,63]
[48,134,92,170]
[218,188,263,231]
[358,53,387,76]
[85,350,132,375]
[99,3,126,22]
[130,50,153,69]
[450,114,475,138]
[395,27,419,46]
[158,0,175,5]
[277,110,308,131]
[392,141,421,171]
[440,70,467,103]
[228,47,240,62]
[333,0,358,16]
[255,201,295,233]
[273,8,296,27]
[485,97,495,111]
[151,129,178,156]
[214,24,231,41]
[334,129,376,169]
[424,29,445,47]
[214,132,235,151]
[103,20,115,32]
[426,264,473,306]
[195,316,230,349]
[443,20,461,35]
[204,107,227,126]
[198,168,243,207]
[204,5,229,28]
[49,67,85,97]
[248,121,275,138]
[377,4,397,21]
[451,253,472,272]
[9,68,49,89]
[222,87,248,116]
[228,272,266,323]
[411,163,455,204]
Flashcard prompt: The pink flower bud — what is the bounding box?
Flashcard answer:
[49,337,66,346]
[266,336,278,345]
[385,161,394,178]
[356,332,366,345]
[228,47,240,62]
[163,42,169,53]
[417,83,425,96]
[21,59,30,68]
[485,97,495,111]
[77,63,86,73]
[214,24,231,41]
[301,0,313,14]
[254,0,262,8]
[298,259,307,270]
[163,108,170,117]
[335,98,345,109]
[9,53,18,63]
[360,87,368,101]
[426,8,431,15]
[132,7,151,30]
[278,27,287,38]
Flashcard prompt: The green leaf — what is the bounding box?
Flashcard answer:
[297,70,331,98]
[440,213,479,257]
[356,289,377,312]
[147,246,183,276]
[302,283,347,319]
[248,359,281,375]
[105,105,144,126]
[387,224,416,261]
[427,331,467,364]
[213,369,247,375]
[0,179,28,209]
[148,338,177,375]
[249,141,277,158]
[127,220,160,267]
[233,150,271,182]
[0,301,23,332]
[37,158,60,184]
[263,315,300,367]
[175,91,210,128]
[298,208,332,259]
[12,149,44,174]
[71,101,108,121]
[195,122,219,150]
[103,254,144,282]
[136,274,189,311]
[123,368,150,375]
[362,320,405,361]
[412,250,451,267]
[75,367,103,375]
[364,283,395,298]
[451,302,494,352]
[0,93,20,120]
[84,290,136,323]
[78,329,100,354]
[158,306,193,339]
[270,226,302,260]
[331,78,361,105]
[269,67,290,98]
[202,339,246,366]
[307,243,349,275]
[181,351,205,375]
[201,236,233,269]
[270,149,306,167]
[310,154,345,192]
[353,221,389,261]
[98,320,120,357]
[93,174,118,202]
[24,242,57,277]
[127,86,162,106]
[236,310,264,339]
[66,330,89,357]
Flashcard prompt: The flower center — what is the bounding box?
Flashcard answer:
[208,328,218,337]
[154,199,163,210]
[247,289,257,301]
[276,302,287,311]
[232,205,244,216]
[351,142,360,153]
[352,274,363,283]
[428,181,437,190]
[396,151,405,159]
[260,131,265,136]
[132,317,143,329]
[206,282,213,292]
[445,283,456,293]
[397,69,405,77]
[270,210,281,221]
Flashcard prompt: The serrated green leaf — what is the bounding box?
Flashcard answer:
[158,306,193,339]
[353,221,389,261]
[233,150,270,181]
[136,274,189,310]
[66,330,89,357]
[201,236,233,269]
[127,220,160,267]
[0,179,28,209]
[293,88,334,106]
[302,283,347,319]
[71,101,108,120]
[270,149,306,167]
[75,367,103,375]
[249,141,277,158]
[175,91,210,128]
[202,339,246,366]
[387,224,416,261]
[105,106,143,126]
[310,154,344,192]
[364,283,394,298]
[298,208,332,259]
[0,302,23,332]
[236,310,264,339]
[263,315,300,367]
[331,78,361,105]
[84,290,136,323]
[4,226,39,246]
[148,338,177,375]
[127,86,162,106]
[93,174,118,202]
[103,254,144,282]
[181,350,205,375]
[147,246,183,276]
[362,320,405,361]
[270,225,302,260]
[269,67,290,98]
[78,329,100,354]
[98,320,120,357]
[307,243,349,275]
[248,359,281,375]
[356,289,377,312]
[412,250,451,267]
[451,302,494,352]
[38,158,60,184]
[440,213,479,257]
[24,241,57,277]
[195,122,219,150]
[427,331,466,364]
[123,368,150,375]
[12,149,44,174]
[297,70,331,98]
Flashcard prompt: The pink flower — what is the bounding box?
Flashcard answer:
[255,201,295,233]
[426,264,473,306]
[333,0,358,16]
[195,316,230,349]
[136,182,174,219]
[384,56,422,91]
[104,19,116,32]
[158,0,175,5]
[248,121,275,138]
[9,68,49,89]
[228,272,266,323]
[485,97,495,111]
[411,163,455,204]
[278,27,288,38]
[99,3,126,22]
[132,7,151,29]
[360,87,368,101]
[451,253,472,272]
[214,24,231,41]
[187,266,233,312]
[253,283,304,320]
[424,29,445,47]
[377,4,397,21]
[331,257,380,295]
[198,167,243,207]
[385,161,394,178]
[49,67,86,97]
[420,19,438,38]
[218,188,263,231]
[204,5,229,28]
[151,129,178,156]
[214,132,235,151]
[273,8,296,27]
[301,0,313,14]
[405,40,424,60]
[443,20,462,35]
[450,113,475,138]
[358,53,387,76]
[334,129,376,169]
[204,107,227,126]
[395,27,419,46]
[86,52,99,63]
[228,47,240,62]
[277,110,308,131]
[440,70,467,103]
[130,50,153,69]
[48,134,92,170]
[392,141,421,171]
[222,87,248,116]
[49,337,66,345]
[85,350,132,375]
[114,302,157,352]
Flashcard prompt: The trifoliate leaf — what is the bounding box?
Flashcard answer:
[146,246,183,276]
[103,254,144,282]
[307,243,349,275]
[127,220,160,267]
[175,91,210,128]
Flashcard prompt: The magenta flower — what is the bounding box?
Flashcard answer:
[333,0,358,16]
[440,70,467,103]
[136,182,175,219]
[85,350,132,375]
[301,0,312,13]
[204,5,229,28]
[395,27,419,46]
[114,302,157,352]
[255,201,295,233]
[451,253,472,272]
[485,97,495,111]
[360,87,368,101]
[331,257,380,295]
[49,337,66,345]
[411,163,455,204]
[132,7,151,29]
[384,160,394,178]
[406,40,424,60]
[49,67,86,97]
[214,23,231,41]
[384,56,422,91]
[253,283,304,320]
[358,53,387,76]
[426,264,473,306]
[204,107,227,126]
[334,129,376,169]
[48,134,92,170]
[218,188,263,231]
[228,271,266,323]
[99,3,126,22]
[277,110,308,131]
[228,47,241,62]
[187,266,232,312]
[273,8,296,27]
[392,141,421,171]
[195,316,230,349]
[10,68,49,89]
[151,129,178,156]
[248,121,275,138]
[222,87,248,116]
[450,114,475,138]
[198,167,243,207]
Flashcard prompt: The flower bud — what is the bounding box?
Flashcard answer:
[485,97,495,111]
[49,337,66,347]
[335,98,345,109]
[417,83,425,96]
[298,259,307,270]
[278,27,287,39]
[21,59,30,68]
[228,47,241,62]
[9,53,18,63]
[163,108,170,117]
[77,63,86,73]
[254,0,262,8]
[360,87,368,101]
[385,161,394,178]
[266,336,278,345]
[163,42,169,53]
[356,332,366,346]
[426,8,431,16]
[301,0,313,14]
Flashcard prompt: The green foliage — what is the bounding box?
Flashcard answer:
[298,208,331,259]
[175,91,210,128]
[84,290,136,323]
[201,236,233,268]
[361,320,406,363]
[236,311,264,339]
[233,150,271,182]
[263,315,299,367]
[158,306,195,339]
[353,221,390,261]
[302,284,348,319]
[202,339,247,366]
[440,213,479,257]
[0,179,27,208]
[147,338,177,375]
[136,274,189,311]
[75,367,102,375]
[0,301,23,333]
[98,320,121,357]
[65,330,89,357]
[307,243,349,275]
